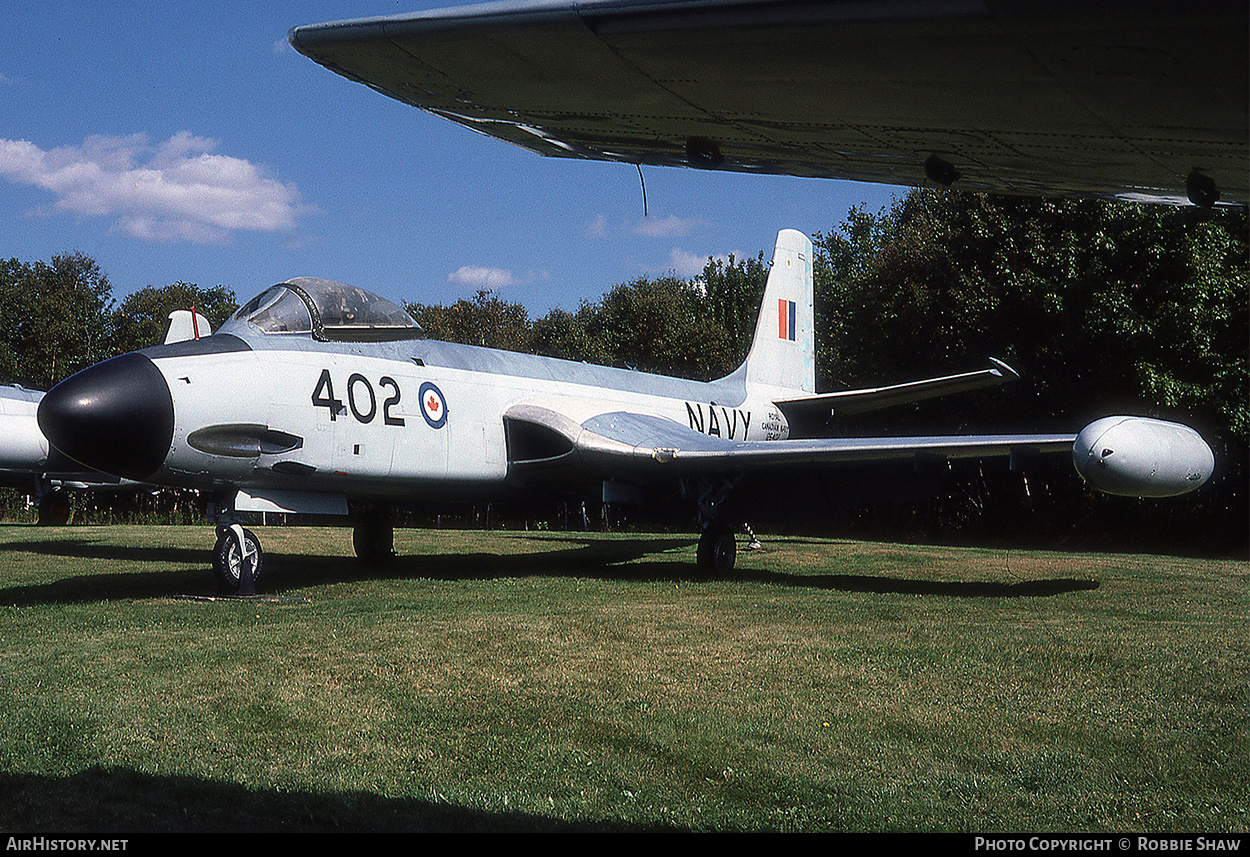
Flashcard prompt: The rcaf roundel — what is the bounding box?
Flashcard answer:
[419,381,447,429]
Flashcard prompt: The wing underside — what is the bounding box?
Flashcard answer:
[289,0,1249,205]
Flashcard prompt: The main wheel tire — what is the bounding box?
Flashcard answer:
[37,490,71,526]
[353,511,394,566]
[213,527,263,595]
[696,524,737,579]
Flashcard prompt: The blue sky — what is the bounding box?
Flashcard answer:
[1,1,905,317]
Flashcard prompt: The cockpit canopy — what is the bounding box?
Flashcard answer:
[226,277,422,342]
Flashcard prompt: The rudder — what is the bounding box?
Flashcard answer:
[744,229,815,395]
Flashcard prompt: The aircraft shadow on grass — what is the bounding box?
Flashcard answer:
[0,532,1097,605]
[0,766,670,833]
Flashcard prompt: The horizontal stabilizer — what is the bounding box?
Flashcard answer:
[776,358,1018,429]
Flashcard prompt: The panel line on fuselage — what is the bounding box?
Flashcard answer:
[211,332,753,409]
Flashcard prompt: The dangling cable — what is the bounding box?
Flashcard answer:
[636,163,648,218]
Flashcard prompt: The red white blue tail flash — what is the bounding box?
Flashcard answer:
[778,299,796,341]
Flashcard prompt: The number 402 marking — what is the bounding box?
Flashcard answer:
[311,369,404,426]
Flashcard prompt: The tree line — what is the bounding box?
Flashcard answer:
[2,190,1245,554]
[0,254,238,392]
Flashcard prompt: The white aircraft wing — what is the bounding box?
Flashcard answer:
[506,400,1212,500]
[289,0,1249,206]
[585,413,1073,472]
[507,402,1072,477]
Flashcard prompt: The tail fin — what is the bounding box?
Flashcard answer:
[744,229,815,395]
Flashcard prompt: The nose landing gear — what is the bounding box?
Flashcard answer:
[204,492,398,595]
[212,524,262,596]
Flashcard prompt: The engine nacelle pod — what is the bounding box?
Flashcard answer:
[1073,416,1214,498]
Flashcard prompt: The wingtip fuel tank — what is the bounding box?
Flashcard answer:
[1073,417,1214,498]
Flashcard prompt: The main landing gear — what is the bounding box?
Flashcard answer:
[697,521,737,579]
[36,487,72,526]
[352,506,395,566]
[685,475,743,580]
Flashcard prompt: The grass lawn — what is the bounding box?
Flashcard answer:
[0,523,1244,832]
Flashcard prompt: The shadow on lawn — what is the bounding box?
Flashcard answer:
[0,530,1098,605]
[0,766,669,833]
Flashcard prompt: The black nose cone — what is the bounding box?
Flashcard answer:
[37,353,175,481]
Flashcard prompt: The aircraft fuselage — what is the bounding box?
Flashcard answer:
[44,330,794,504]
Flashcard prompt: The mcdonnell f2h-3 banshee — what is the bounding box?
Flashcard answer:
[35,229,1214,594]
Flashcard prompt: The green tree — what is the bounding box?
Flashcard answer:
[406,290,532,352]
[0,252,114,389]
[815,191,1247,439]
[813,190,1247,552]
[0,258,28,384]
[584,274,733,380]
[109,282,238,355]
[529,304,613,366]
[696,251,769,371]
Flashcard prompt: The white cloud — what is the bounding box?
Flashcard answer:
[631,214,705,238]
[585,212,608,238]
[447,265,551,292]
[642,247,727,279]
[447,265,520,290]
[668,247,719,278]
[0,131,306,244]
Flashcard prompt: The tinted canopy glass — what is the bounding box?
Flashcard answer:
[231,278,422,342]
[232,286,313,334]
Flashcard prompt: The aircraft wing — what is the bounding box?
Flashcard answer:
[506,401,1073,479]
[289,0,1249,206]
[507,401,1215,498]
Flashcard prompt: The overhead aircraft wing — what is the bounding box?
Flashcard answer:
[289,0,1249,206]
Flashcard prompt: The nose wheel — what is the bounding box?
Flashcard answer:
[213,525,262,596]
